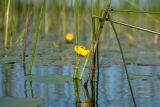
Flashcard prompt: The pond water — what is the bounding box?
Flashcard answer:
[0,34,160,107]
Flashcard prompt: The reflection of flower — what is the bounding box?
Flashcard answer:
[65,33,74,42]
[77,102,89,106]
[74,45,89,57]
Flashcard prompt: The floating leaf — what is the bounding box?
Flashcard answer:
[0,97,43,107]
[26,74,72,84]
[130,75,158,80]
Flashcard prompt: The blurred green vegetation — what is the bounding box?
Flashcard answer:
[0,0,160,48]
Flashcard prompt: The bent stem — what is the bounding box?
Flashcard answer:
[109,15,137,107]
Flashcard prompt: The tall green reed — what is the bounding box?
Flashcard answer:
[44,0,48,36]
[73,0,80,79]
[85,0,111,85]
[91,0,101,81]
[29,0,45,75]
[4,0,10,48]
[22,10,32,76]
[73,80,81,105]
[74,0,80,45]
[10,0,16,48]
[62,0,67,36]
[124,0,160,24]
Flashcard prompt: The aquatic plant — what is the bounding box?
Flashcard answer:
[79,48,91,80]
[4,0,10,48]
[108,15,137,107]
[22,10,32,76]
[65,33,74,43]
[84,0,111,85]
[29,0,45,75]
[73,0,80,79]
[74,45,89,57]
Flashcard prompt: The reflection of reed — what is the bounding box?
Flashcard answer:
[21,10,32,76]
[73,80,97,107]
[30,81,34,98]
[24,79,34,98]
[24,80,27,97]
[73,79,81,107]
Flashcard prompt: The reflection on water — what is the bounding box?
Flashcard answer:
[0,61,160,107]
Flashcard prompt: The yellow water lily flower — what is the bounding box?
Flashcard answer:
[65,33,74,42]
[74,45,89,57]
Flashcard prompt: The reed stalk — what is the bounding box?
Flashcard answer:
[90,0,101,82]
[22,11,32,76]
[29,0,45,75]
[44,0,48,36]
[96,44,99,106]
[109,9,160,14]
[124,0,160,24]
[84,0,111,85]
[109,15,137,107]
[73,79,81,106]
[30,81,34,98]
[94,15,160,35]
[90,15,96,81]
[73,0,80,79]
[74,0,79,45]
[4,0,10,48]
[109,19,160,35]
[10,0,16,48]
[62,0,67,36]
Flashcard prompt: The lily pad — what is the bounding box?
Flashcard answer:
[26,74,72,84]
[0,97,43,107]
[130,75,158,80]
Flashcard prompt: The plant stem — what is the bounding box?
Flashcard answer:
[74,0,79,45]
[109,9,160,14]
[29,0,45,75]
[73,0,80,79]
[109,15,137,107]
[93,15,160,35]
[109,19,160,35]
[80,49,91,80]
[4,0,10,48]
[84,0,111,85]
[96,44,99,106]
